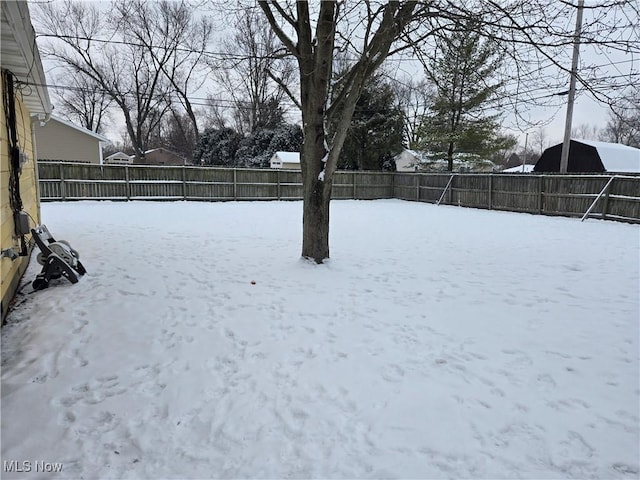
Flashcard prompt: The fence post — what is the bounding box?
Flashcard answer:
[601,177,613,220]
[390,172,395,199]
[125,165,131,200]
[488,174,493,210]
[277,169,281,200]
[415,174,420,201]
[353,172,357,199]
[59,163,66,200]
[233,168,237,200]
[182,166,187,200]
[538,175,543,214]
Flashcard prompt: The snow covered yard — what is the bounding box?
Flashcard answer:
[1,199,638,479]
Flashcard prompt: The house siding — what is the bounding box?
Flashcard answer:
[395,150,419,172]
[281,162,300,170]
[35,117,101,163]
[137,149,185,166]
[1,79,41,320]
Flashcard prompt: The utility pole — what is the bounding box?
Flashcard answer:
[559,0,585,173]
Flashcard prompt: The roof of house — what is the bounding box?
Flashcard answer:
[145,148,174,154]
[105,151,133,159]
[503,164,535,173]
[574,139,640,173]
[395,149,426,160]
[273,151,300,163]
[1,1,51,115]
[145,147,186,158]
[49,115,109,142]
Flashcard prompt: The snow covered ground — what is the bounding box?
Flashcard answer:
[1,199,638,479]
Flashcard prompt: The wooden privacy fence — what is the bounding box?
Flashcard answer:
[394,172,640,223]
[37,162,394,202]
[38,162,640,223]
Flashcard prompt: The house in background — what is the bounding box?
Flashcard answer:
[104,151,133,165]
[394,149,498,172]
[534,139,640,173]
[270,151,300,170]
[503,164,535,173]
[502,152,537,171]
[34,115,108,164]
[1,1,52,320]
[394,150,421,172]
[134,148,187,166]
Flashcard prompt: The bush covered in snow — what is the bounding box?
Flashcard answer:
[193,124,302,168]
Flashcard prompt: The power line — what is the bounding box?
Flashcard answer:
[22,80,303,114]
[38,33,250,62]
[41,32,638,73]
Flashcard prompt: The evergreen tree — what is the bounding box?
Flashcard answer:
[235,129,275,168]
[268,123,303,154]
[254,98,287,132]
[193,123,303,168]
[334,74,404,171]
[192,128,243,166]
[418,22,504,171]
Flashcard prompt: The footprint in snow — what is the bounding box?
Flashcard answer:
[59,410,76,425]
[535,373,557,389]
[381,364,405,383]
[32,374,48,384]
[71,318,88,334]
[54,375,126,408]
[612,463,639,476]
[70,348,89,367]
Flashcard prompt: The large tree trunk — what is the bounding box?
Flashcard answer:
[302,176,331,263]
[447,141,455,171]
[296,2,336,263]
[300,73,334,263]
